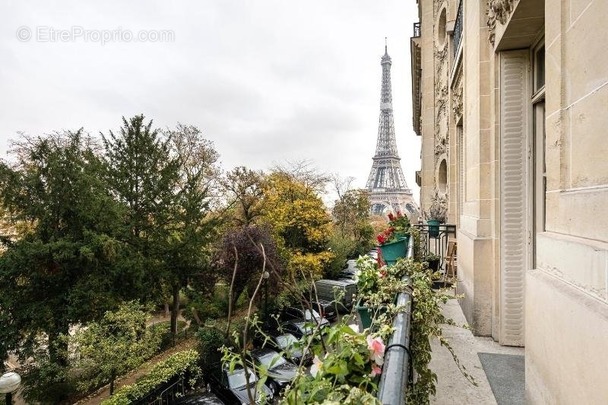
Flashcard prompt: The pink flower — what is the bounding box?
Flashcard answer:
[367,335,385,366]
[370,364,382,377]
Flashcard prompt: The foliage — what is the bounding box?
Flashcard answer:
[222,166,265,226]
[388,259,476,404]
[21,356,75,404]
[281,323,383,404]
[102,115,180,301]
[332,188,374,256]
[163,123,222,335]
[213,225,283,307]
[148,320,189,351]
[260,171,333,279]
[324,233,357,279]
[427,189,448,223]
[376,211,411,245]
[184,284,230,326]
[101,349,201,405]
[0,130,127,367]
[72,301,162,395]
[196,326,226,370]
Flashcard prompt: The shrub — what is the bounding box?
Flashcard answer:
[101,349,201,405]
[196,327,225,370]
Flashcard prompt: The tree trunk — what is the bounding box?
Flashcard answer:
[171,283,180,339]
[110,369,116,395]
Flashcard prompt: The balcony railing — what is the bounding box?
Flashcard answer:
[413,22,421,38]
[377,237,414,404]
[414,224,457,273]
[453,0,463,57]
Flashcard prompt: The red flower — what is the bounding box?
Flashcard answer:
[387,212,395,221]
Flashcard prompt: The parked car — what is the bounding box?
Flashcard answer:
[280,306,330,328]
[174,392,226,404]
[308,299,338,322]
[250,348,298,393]
[205,364,273,405]
[314,279,358,313]
[281,319,318,340]
[256,331,312,366]
[339,259,359,280]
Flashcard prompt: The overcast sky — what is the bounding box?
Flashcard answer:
[0,0,420,204]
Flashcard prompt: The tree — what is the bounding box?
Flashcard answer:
[222,166,265,226]
[0,131,125,368]
[260,171,333,279]
[102,115,180,300]
[163,124,222,335]
[332,188,374,256]
[213,225,283,307]
[72,301,162,395]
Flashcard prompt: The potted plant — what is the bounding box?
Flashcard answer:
[423,252,440,272]
[354,256,408,329]
[376,211,411,265]
[427,191,447,238]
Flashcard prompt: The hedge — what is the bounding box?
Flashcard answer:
[101,349,200,405]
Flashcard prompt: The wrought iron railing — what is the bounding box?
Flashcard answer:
[413,22,421,38]
[414,224,457,272]
[377,237,413,404]
[134,374,187,405]
[453,0,463,56]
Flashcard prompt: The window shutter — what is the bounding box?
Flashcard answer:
[499,50,529,346]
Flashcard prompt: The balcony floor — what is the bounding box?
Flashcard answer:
[430,293,525,405]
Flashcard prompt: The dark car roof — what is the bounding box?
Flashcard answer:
[251,347,279,357]
[174,392,225,404]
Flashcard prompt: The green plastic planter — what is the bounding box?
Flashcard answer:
[427,219,440,238]
[379,236,409,266]
[356,300,373,330]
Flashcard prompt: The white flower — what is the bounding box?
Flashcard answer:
[310,355,323,377]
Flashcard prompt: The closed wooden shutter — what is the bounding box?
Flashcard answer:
[499,50,529,346]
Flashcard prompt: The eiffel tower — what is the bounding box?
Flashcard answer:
[366,40,419,218]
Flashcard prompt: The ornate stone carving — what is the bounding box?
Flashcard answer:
[452,84,463,122]
[434,44,448,64]
[487,0,515,45]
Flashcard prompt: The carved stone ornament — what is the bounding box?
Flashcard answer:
[434,44,448,64]
[487,0,515,45]
[434,133,447,156]
[452,85,463,121]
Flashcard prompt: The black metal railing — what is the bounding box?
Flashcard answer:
[134,374,187,405]
[453,0,463,56]
[414,224,457,272]
[377,237,414,404]
[413,22,421,38]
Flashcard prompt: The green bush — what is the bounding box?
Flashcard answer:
[101,349,201,405]
[148,320,189,350]
[21,360,76,404]
[196,327,225,370]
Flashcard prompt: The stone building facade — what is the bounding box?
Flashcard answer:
[411,0,608,402]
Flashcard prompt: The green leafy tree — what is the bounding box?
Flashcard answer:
[0,131,125,368]
[332,188,374,257]
[72,301,162,395]
[102,115,180,300]
[163,124,222,335]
